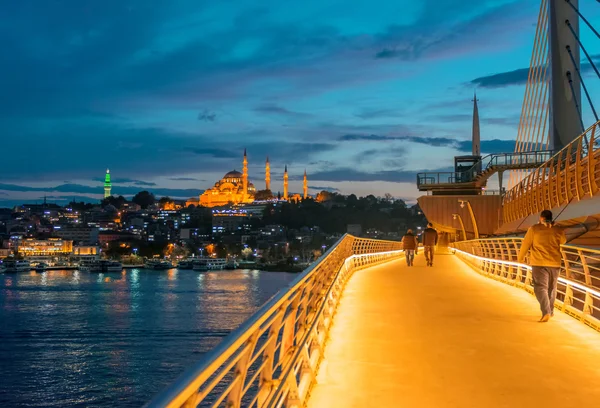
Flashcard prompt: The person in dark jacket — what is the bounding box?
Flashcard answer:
[402,229,418,266]
[422,223,438,267]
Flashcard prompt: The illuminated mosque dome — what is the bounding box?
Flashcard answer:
[199,152,256,207]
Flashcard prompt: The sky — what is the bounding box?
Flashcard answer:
[1,0,599,206]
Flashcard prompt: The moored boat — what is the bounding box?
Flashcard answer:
[3,260,32,273]
[79,260,123,273]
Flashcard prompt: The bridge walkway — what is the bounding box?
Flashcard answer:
[307,252,600,407]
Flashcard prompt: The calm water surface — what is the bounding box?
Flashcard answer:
[0,268,296,407]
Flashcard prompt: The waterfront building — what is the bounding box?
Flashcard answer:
[71,246,100,262]
[16,238,73,256]
[104,169,112,198]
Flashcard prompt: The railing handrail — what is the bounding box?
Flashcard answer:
[452,238,600,331]
[146,244,336,407]
[416,150,552,186]
[502,120,600,223]
[145,234,404,408]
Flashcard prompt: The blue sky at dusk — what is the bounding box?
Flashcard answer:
[2,0,599,206]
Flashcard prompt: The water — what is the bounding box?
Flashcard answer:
[0,268,297,407]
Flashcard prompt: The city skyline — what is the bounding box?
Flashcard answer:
[2,0,599,206]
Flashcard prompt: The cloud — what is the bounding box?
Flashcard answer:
[308,185,340,192]
[92,177,156,186]
[354,108,404,119]
[339,134,458,147]
[0,183,202,199]
[310,167,452,183]
[198,109,217,122]
[169,177,203,181]
[254,104,310,118]
[470,54,600,88]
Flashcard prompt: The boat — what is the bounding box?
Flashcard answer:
[193,257,227,271]
[177,259,195,269]
[79,260,123,273]
[32,262,49,272]
[3,260,32,272]
[224,259,239,270]
[144,260,174,270]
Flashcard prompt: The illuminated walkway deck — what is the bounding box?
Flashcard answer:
[308,253,600,407]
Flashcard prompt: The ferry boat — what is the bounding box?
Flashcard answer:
[193,258,227,271]
[177,259,195,269]
[79,260,123,273]
[3,260,32,273]
[32,262,49,272]
[144,260,174,270]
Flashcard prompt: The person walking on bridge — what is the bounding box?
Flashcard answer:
[402,229,418,267]
[518,210,566,322]
[422,223,438,267]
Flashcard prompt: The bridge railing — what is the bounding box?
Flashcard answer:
[452,238,600,331]
[416,151,552,188]
[503,120,600,223]
[145,234,403,408]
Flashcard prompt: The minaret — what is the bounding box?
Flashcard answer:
[472,90,481,156]
[265,156,271,191]
[104,169,112,198]
[283,165,289,200]
[303,169,308,199]
[243,148,248,197]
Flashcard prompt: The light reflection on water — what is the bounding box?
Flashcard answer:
[0,268,296,407]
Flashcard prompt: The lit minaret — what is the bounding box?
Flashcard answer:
[472,90,480,156]
[303,169,308,199]
[104,169,112,198]
[265,156,271,191]
[243,148,248,197]
[283,165,289,200]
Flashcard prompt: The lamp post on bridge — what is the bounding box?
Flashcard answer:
[452,214,467,242]
[458,200,479,239]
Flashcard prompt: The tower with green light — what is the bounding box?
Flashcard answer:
[104,169,112,198]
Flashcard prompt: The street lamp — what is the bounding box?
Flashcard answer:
[458,199,479,239]
[133,248,138,256]
[452,213,467,241]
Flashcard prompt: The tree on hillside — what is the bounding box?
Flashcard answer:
[132,191,156,209]
[102,195,127,208]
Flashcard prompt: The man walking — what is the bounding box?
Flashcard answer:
[422,223,438,267]
[402,229,418,267]
[518,210,566,322]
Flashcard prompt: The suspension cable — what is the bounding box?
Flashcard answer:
[564,0,600,40]
[566,20,600,79]
[566,45,599,121]
[566,71,587,138]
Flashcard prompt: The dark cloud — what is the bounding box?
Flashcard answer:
[188,148,239,158]
[0,183,202,199]
[308,186,340,192]
[354,108,403,119]
[92,177,156,186]
[254,104,310,118]
[310,166,452,183]
[198,109,217,122]
[169,177,203,181]
[339,134,458,147]
[470,54,600,88]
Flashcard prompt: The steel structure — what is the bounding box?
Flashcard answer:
[453,238,600,331]
[503,120,600,223]
[146,235,403,408]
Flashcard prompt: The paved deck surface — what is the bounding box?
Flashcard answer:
[307,252,600,407]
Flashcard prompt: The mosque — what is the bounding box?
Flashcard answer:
[190,149,309,208]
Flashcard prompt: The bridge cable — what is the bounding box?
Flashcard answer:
[564,0,600,40]
[566,45,599,122]
[566,20,600,80]
[566,71,587,137]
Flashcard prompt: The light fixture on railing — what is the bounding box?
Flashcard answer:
[459,200,465,209]
[452,214,457,220]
